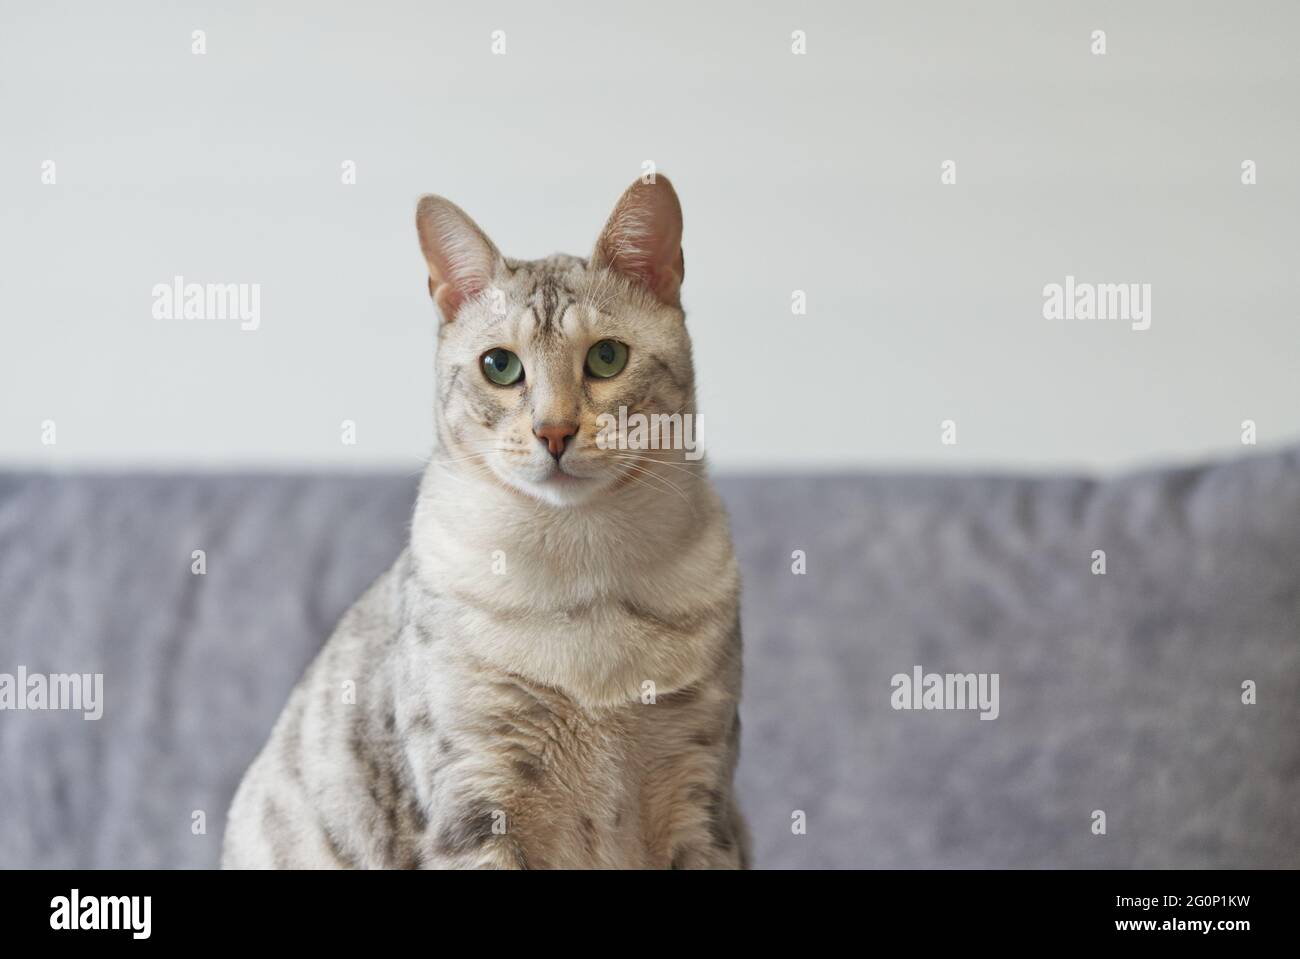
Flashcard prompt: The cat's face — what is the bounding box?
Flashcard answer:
[417,178,696,507]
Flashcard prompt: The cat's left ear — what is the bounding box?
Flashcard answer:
[415,195,503,322]
[592,175,685,307]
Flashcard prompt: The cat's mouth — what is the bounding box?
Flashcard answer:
[540,462,592,485]
[501,458,607,507]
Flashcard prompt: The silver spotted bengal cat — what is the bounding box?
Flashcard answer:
[223,175,748,869]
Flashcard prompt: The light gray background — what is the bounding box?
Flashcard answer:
[1,0,1297,473]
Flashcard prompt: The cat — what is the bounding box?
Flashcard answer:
[222,175,749,869]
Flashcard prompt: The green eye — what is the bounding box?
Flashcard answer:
[481,348,523,385]
[585,340,628,378]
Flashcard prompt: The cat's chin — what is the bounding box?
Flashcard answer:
[497,468,609,508]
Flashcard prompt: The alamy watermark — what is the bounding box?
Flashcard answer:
[595,406,704,461]
[50,890,150,939]
[1043,275,1151,331]
[0,666,103,720]
[152,275,260,330]
[890,665,999,720]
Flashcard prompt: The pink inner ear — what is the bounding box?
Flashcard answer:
[433,282,465,320]
[598,179,684,305]
[416,195,500,321]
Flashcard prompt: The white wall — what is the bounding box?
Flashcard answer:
[2,0,1297,475]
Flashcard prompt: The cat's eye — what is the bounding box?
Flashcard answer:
[585,340,628,379]
[481,348,523,386]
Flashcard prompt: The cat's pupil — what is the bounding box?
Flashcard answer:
[598,342,615,364]
[488,351,506,370]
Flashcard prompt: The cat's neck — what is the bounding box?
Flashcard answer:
[405,446,737,709]
[408,447,720,607]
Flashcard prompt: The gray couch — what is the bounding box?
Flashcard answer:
[2,447,1297,868]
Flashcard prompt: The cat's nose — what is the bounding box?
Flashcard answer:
[533,421,577,460]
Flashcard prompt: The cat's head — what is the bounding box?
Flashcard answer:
[416,176,698,507]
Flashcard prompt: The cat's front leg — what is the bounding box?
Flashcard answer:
[423,799,531,869]
[408,707,567,870]
[404,732,537,869]
[665,788,750,870]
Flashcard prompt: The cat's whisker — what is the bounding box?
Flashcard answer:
[603,451,707,482]
[614,459,693,509]
[611,462,664,501]
[431,447,517,466]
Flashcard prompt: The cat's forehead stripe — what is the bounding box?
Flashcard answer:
[521,266,583,339]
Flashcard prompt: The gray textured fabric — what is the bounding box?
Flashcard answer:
[1,449,1297,869]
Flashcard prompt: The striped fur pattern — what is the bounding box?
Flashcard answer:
[222,177,749,868]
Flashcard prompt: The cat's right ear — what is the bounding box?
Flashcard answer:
[415,195,502,322]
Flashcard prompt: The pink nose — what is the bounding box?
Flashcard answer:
[533,422,577,459]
